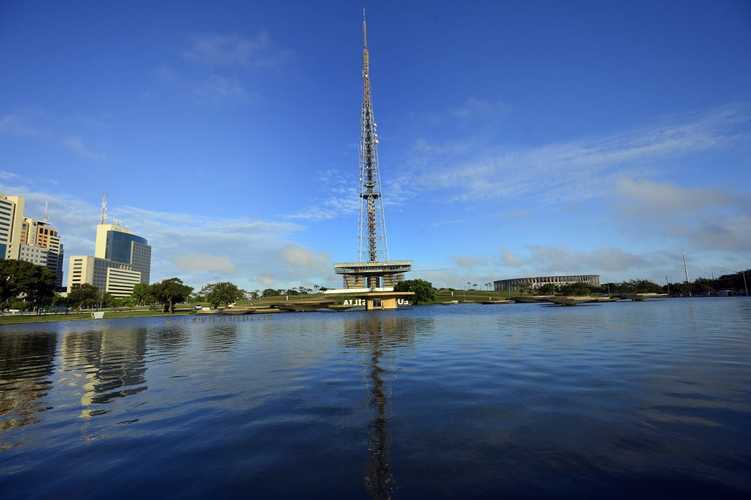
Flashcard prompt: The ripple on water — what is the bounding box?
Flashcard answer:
[0,299,750,498]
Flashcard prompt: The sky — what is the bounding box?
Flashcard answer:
[1,0,750,290]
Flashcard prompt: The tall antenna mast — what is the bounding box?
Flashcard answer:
[357,9,389,265]
[100,193,108,224]
[43,200,49,223]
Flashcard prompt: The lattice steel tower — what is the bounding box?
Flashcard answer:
[357,11,389,264]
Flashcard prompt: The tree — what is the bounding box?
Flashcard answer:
[539,283,558,295]
[24,265,56,310]
[150,278,193,313]
[395,279,436,304]
[206,282,244,308]
[131,283,152,306]
[558,282,592,296]
[67,284,101,309]
[0,260,56,311]
[262,288,279,297]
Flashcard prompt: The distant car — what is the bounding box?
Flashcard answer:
[193,305,203,310]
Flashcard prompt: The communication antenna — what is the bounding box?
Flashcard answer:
[100,194,108,224]
[43,200,49,223]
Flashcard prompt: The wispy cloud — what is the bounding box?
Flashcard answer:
[0,114,38,137]
[616,176,751,253]
[175,254,236,274]
[155,31,290,102]
[1,112,105,160]
[450,97,508,121]
[62,136,105,160]
[0,171,20,181]
[401,103,750,204]
[183,32,290,67]
[420,246,685,288]
[287,169,360,221]
[0,174,336,290]
[616,177,738,214]
[193,75,248,100]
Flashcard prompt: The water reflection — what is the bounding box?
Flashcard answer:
[343,314,420,499]
[146,324,190,359]
[204,324,239,352]
[61,328,147,418]
[342,315,417,351]
[0,332,57,433]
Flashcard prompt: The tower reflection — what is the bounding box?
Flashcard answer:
[343,314,418,500]
[0,332,57,433]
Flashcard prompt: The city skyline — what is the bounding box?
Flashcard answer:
[2,1,750,290]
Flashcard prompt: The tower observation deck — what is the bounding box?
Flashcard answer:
[330,12,412,308]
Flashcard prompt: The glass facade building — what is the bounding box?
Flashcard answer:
[101,227,151,284]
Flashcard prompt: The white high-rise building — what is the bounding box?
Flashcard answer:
[0,194,25,260]
[67,255,142,298]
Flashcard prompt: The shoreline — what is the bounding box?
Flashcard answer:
[1,294,737,327]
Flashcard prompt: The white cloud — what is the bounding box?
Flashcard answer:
[450,97,508,121]
[62,136,105,160]
[0,175,339,290]
[401,103,749,204]
[0,114,38,137]
[615,177,751,252]
[280,245,336,284]
[0,171,19,181]
[418,246,685,288]
[287,169,361,221]
[193,75,248,100]
[1,113,103,160]
[174,254,236,274]
[501,250,523,268]
[451,255,489,269]
[183,32,290,67]
[616,177,735,214]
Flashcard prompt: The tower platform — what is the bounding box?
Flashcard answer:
[334,261,412,288]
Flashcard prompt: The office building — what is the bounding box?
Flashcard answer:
[67,255,142,298]
[95,223,151,284]
[0,194,25,259]
[20,217,64,287]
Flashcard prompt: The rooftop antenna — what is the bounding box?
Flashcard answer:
[43,200,49,223]
[100,193,108,224]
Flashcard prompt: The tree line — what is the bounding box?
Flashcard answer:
[2,258,748,313]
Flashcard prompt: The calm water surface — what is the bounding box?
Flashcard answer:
[1,299,750,499]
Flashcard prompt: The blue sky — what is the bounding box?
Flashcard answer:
[1,0,750,289]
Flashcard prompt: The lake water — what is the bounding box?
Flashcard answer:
[1,299,750,499]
